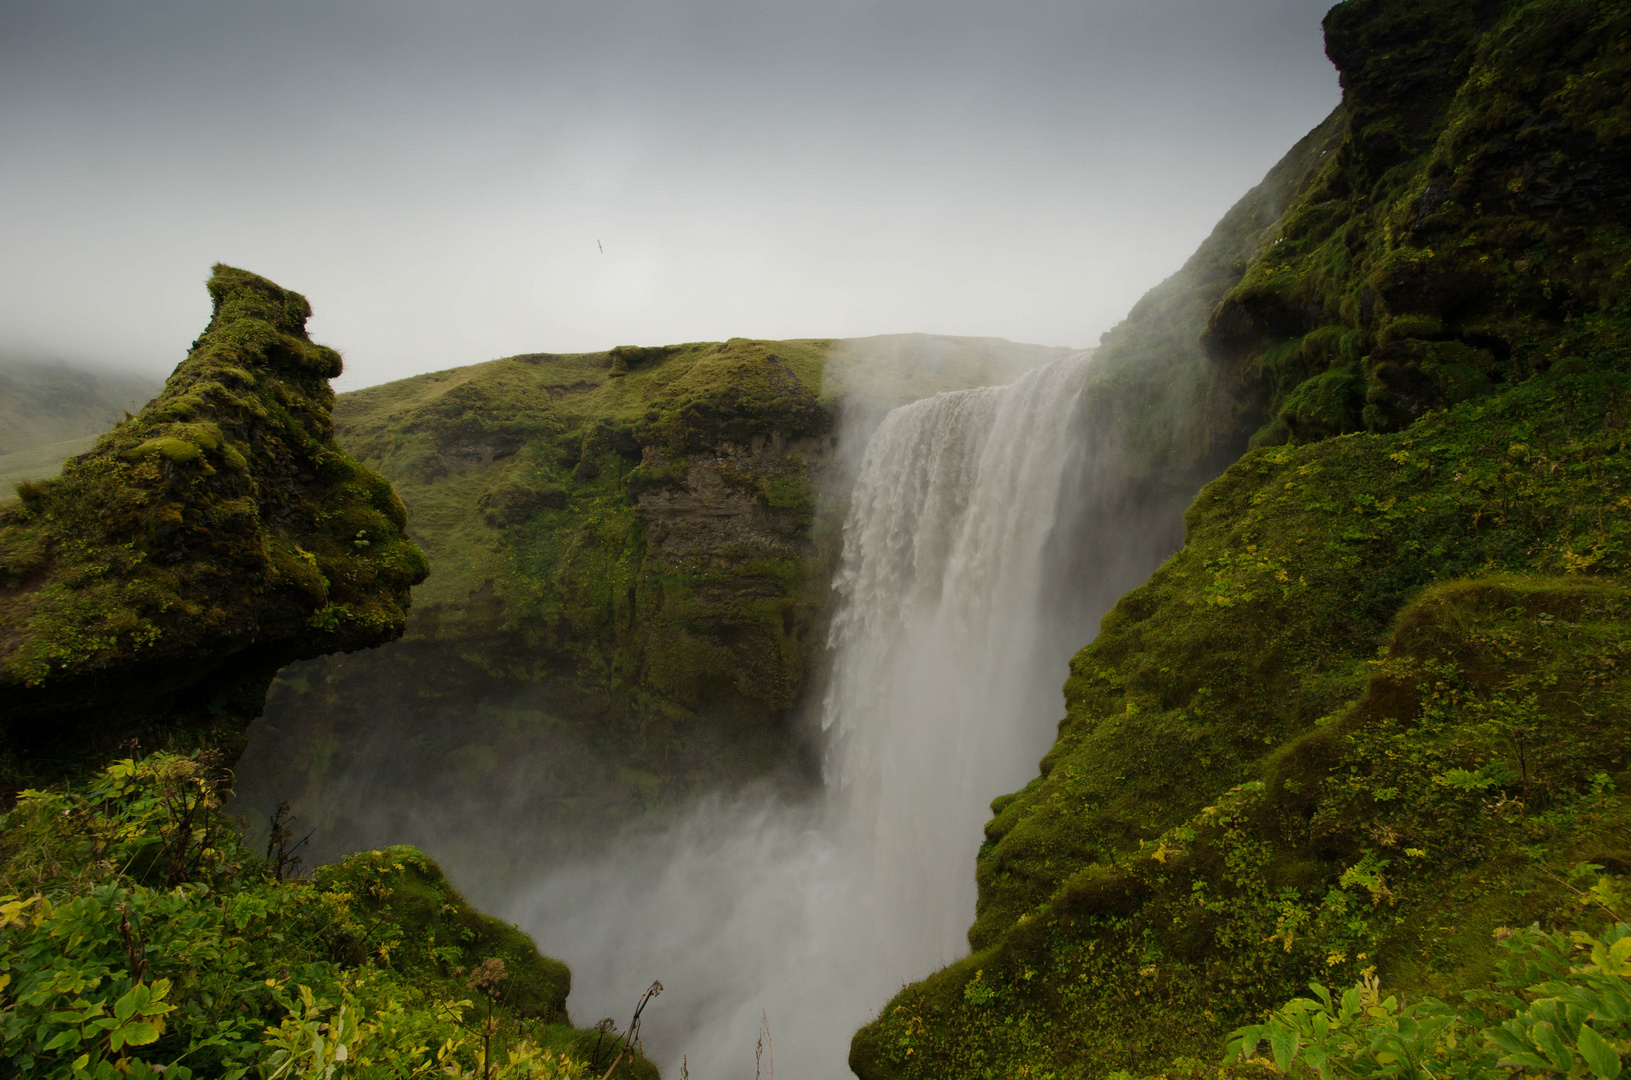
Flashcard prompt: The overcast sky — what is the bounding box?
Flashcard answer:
[1,0,1339,390]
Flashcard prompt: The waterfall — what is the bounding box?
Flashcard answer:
[822,352,1096,962]
[507,352,1102,1079]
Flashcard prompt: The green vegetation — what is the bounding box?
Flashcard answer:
[0,751,654,1080]
[1227,916,1631,1077]
[0,266,428,789]
[850,0,1631,1075]
[238,333,1072,856]
[0,359,161,489]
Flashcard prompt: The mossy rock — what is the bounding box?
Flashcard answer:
[312,845,572,1021]
[0,265,428,788]
[1202,0,1631,439]
[1280,363,1366,440]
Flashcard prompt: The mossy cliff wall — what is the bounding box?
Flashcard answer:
[0,266,428,788]
[850,0,1631,1076]
[1206,0,1631,443]
[233,335,1070,860]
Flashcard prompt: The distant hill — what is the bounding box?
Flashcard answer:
[0,359,162,490]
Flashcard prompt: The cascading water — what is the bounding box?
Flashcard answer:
[821,352,1096,961]
[506,352,1105,1078]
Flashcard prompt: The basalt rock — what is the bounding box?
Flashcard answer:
[0,266,427,788]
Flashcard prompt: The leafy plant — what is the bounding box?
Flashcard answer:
[0,751,638,1079]
[1227,917,1631,1079]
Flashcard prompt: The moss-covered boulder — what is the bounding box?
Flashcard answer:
[0,265,428,787]
[311,845,573,1021]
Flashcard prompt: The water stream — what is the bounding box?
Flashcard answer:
[507,352,1106,1077]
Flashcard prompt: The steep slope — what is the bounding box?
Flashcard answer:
[233,334,1071,861]
[0,266,428,787]
[0,359,162,489]
[850,0,1631,1075]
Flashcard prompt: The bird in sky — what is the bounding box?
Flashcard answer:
[597,239,603,254]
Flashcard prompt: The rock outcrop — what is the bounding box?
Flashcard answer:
[1205,0,1631,443]
[0,266,427,787]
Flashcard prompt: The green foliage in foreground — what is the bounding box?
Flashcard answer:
[0,753,655,1080]
[1227,910,1631,1079]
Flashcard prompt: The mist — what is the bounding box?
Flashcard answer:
[1,0,1337,387]
[232,339,1195,1077]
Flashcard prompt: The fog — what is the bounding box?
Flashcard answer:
[2,0,1336,387]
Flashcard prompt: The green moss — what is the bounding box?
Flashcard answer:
[312,845,573,1021]
[1279,364,1366,441]
[853,349,1631,1078]
[1204,0,1631,440]
[0,265,427,788]
[851,0,1631,1073]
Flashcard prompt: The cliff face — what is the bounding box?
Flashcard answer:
[0,266,428,787]
[232,334,1070,864]
[850,0,1631,1075]
[1205,0,1630,443]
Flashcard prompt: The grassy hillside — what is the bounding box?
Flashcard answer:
[0,360,163,492]
[850,0,1631,1075]
[234,334,1072,862]
[0,358,160,456]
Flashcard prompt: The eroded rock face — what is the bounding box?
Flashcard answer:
[0,265,428,786]
[635,431,835,558]
[1202,0,1631,443]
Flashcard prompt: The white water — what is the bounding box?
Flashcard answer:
[507,353,1097,1078]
